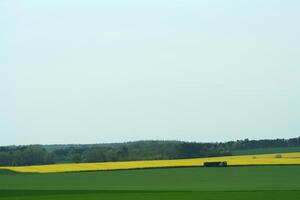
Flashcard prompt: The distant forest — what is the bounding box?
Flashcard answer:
[0,137,300,166]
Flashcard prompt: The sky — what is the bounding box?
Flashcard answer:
[1,0,300,146]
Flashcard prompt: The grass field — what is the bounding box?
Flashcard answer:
[1,152,300,173]
[1,166,300,199]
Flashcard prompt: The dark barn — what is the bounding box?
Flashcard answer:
[203,161,228,167]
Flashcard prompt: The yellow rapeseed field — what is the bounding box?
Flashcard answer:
[1,152,300,173]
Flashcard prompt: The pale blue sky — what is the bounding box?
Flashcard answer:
[1,0,300,145]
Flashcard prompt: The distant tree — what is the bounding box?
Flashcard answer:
[71,153,82,163]
[85,148,107,162]
[0,152,11,166]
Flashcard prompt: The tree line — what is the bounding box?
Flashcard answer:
[0,137,299,166]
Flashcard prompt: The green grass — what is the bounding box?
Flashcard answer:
[1,190,300,200]
[1,166,300,199]
[232,146,300,155]
[0,169,17,175]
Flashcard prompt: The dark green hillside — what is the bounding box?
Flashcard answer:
[1,137,300,166]
[232,146,300,155]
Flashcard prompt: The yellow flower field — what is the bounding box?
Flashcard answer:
[1,152,300,173]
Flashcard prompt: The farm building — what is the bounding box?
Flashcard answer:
[203,161,227,167]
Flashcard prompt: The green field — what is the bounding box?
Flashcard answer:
[1,166,300,199]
